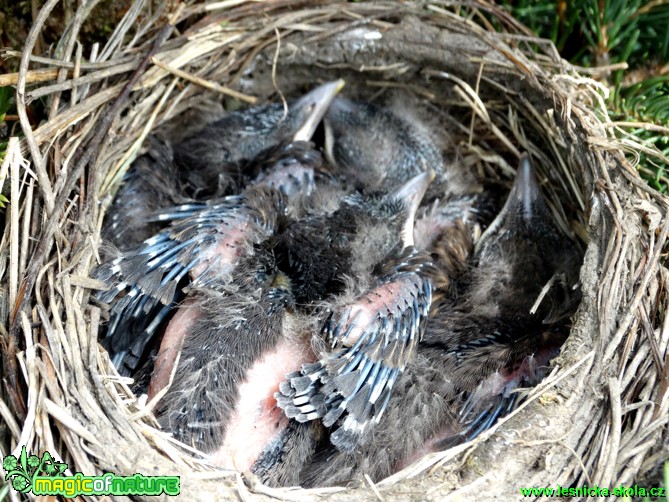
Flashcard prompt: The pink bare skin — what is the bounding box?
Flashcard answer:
[149,301,315,470]
[209,333,315,471]
[192,217,252,279]
[338,275,422,347]
[396,344,562,473]
[147,300,199,400]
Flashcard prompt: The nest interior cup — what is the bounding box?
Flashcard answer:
[3,1,669,500]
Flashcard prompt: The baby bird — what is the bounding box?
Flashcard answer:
[468,153,582,322]
[96,80,344,376]
[96,147,321,468]
[422,153,583,443]
[97,185,291,376]
[175,80,345,198]
[323,97,445,191]
[276,170,436,452]
[152,245,296,462]
[278,154,582,487]
[102,80,344,249]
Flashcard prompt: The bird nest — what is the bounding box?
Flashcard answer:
[2,1,668,500]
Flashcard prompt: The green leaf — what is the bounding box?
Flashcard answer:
[0,87,13,116]
[19,446,27,473]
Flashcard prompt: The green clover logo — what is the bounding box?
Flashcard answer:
[11,475,29,491]
[2,446,68,494]
[2,455,17,471]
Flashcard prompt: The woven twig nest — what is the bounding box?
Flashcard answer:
[2,1,668,500]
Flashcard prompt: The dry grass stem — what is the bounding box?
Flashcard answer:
[2,1,668,500]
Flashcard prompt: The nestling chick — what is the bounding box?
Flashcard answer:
[97,156,321,469]
[102,80,344,250]
[152,250,299,464]
[97,185,291,376]
[324,97,445,190]
[468,153,582,322]
[422,153,583,442]
[175,80,345,198]
[276,170,436,452]
[278,154,582,487]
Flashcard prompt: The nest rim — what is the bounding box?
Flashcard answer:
[2,1,669,500]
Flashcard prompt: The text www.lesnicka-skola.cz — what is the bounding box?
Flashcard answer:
[520,485,665,497]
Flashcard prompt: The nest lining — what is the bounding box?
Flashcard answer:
[2,1,669,500]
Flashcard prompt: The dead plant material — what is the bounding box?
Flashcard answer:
[1,1,668,500]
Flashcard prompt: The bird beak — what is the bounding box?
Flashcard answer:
[474,153,545,254]
[293,79,346,142]
[508,153,543,224]
[389,169,436,247]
